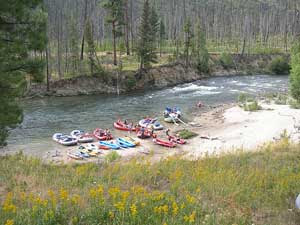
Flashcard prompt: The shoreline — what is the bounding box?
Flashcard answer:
[3,100,299,164]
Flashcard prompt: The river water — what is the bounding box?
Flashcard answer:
[5,75,288,156]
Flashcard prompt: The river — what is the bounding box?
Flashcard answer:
[5,75,288,156]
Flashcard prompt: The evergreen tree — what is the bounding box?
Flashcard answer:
[195,23,209,73]
[85,20,103,75]
[183,17,193,67]
[137,0,157,70]
[159,19,166,57]
[290,39,300,101]
[102,0,125,66]
[150,6,159,46]
[0,0,47,146]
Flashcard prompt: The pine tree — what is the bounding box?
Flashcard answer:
[85,20,103,75]
[0,0,47,146]
[195,23,209,73]
[150,6,159,46]
[159,19,166,57]
[103,0,125,66]
[137,0,157,70]
[183,17,193,67]
[290,39,300,102]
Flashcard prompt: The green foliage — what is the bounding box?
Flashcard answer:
[269,56,290,75]
[194,23,209,73]
[274,94,288,105]
[105,151,121,162]
[137,0,157,69]
[102,0,124,37]
[177,129,198,139]
[219,52,234,69]
[288,98,300,109]
[237,93,248,103]
[290,40,300,102]
[69,17,80,74]
[0,0,47,146]
[183,17,193,66]
[243,101,262,111]
[2,141,300,224]
[85,20,104,75]
[125,76,136,90]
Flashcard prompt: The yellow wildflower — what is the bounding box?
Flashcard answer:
[162,205,168,214]
[130,203,137,216]
[114,201,125,211]
[109,210,114,219]
[172,201,179,216]
[108,187,120,200]
[47,189,56,206]
[186,194,195,204]
[19,192,27,201]
[184,211,196,223]
[141,202,146,207]
[2,193,16,213]
[5,219,14,225]
[122,191,130,202]
[71,194,80,205]
[60,188,68,201]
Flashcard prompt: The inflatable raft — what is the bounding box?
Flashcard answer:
[117,138,136,148]
[53,133,78,146]
[153,138,176,148]
[71,130,94,143]
[93,128,113,140]
[169,136,186,144]
[99,141,120,150]
[114,120,136,131]
[139,118,164,130]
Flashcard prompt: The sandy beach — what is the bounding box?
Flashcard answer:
[38,100,300,164]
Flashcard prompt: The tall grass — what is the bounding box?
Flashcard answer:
[1,138,300,224]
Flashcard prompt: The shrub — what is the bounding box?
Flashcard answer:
[289,98,300,109]
[269,56,290,75]
[274,94,288,105]
[243,101,262,111]
[290,41,300,101]
[125,76,136,90]
[219,52,234,69]
[177,129,198,139]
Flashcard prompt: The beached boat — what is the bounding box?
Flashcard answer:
[93,128,113,140]
[169,135,186,144]
[117,138,136,148]
[137,129,152,139]
[67,152,83,160]
[52,133,78,146]
[71,130,94,143]
[124,136,140,146]
[153,138,176,148]
[114,120,136,131]
[99,141,120,150]
[164,107,182,123]
[139,118,164,130]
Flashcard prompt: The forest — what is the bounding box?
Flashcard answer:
[42,0,300,80]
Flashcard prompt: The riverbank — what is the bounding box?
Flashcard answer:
[30,99,300,164]
[25,54,287,98]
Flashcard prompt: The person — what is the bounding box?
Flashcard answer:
[197,101,203,108]
[124,119,128,125]
[166,128,170,137]
[140,127,145,139]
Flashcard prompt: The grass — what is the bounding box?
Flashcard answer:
[1,138,300,224]
[176,129,198,139]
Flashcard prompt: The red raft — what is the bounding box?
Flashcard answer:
[93,128,113,141]
[153,138,176,148]
[113,120,136,131]
[137,129,152,139]
[169,136,186,145]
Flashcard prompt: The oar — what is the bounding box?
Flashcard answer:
[171,116,179,126]
[177,118,188,126]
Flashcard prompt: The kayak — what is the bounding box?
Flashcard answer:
[139,118,164,130]
[99,141,120,150]
[117,138,136,148]
[124,136,140,146]
[80,145,100,156]
[114,120,136,131]
[137,129,152,139]
[169,136,186,144]
[67,152,83,160]
[93,128,113,141]
[76,151,90,158]
[53,133,78,146]
[153,138,176,148]
[71,130,94,143]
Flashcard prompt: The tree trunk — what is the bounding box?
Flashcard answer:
[46,46,50,92]
[80,0,88,60]
[112,21,117,66]
[124,0,130,55]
